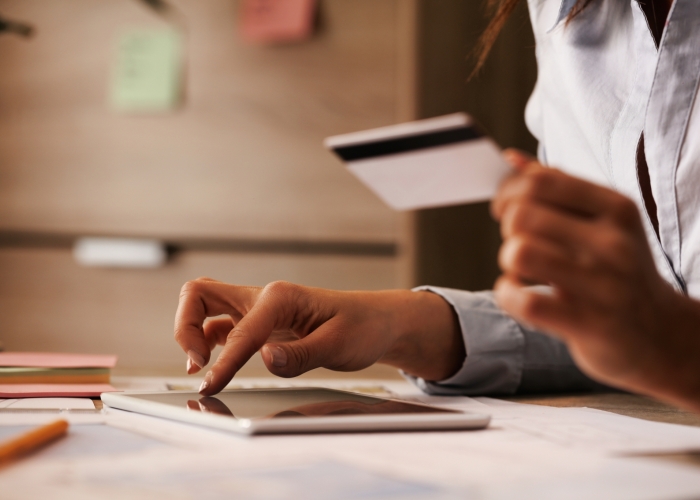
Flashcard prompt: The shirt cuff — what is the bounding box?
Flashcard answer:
[403,286,525,396]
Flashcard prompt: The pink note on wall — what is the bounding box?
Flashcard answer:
[240,0,317,44]
[0,352,117,368]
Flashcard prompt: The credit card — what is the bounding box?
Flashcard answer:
[324,113,510,211]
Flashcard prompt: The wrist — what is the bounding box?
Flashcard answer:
[655,294,700,413]
[379,289,465,381]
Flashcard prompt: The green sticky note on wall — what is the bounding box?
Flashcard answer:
[111,29,183,112]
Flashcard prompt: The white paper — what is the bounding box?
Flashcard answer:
[475,397,700,455]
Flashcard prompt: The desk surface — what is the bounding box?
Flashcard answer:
[5,372,700,497]
[109,366,700,469]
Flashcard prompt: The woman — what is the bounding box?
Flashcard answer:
[174,0,700,413]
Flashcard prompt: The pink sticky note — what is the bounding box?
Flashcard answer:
[0,352,117,369]
[0,384,118,398]
[240,0,316,44]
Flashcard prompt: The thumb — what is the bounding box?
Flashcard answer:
[261,332,331,378]
[261,340,317,378]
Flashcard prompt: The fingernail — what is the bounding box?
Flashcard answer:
[199,371,212,393]
[187,350,205,369]
[186,358,193,373]
[268,345,287,367]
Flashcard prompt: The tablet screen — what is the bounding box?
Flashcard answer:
[127,388,457,420]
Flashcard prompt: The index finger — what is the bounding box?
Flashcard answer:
[492,167,630,224]
[199,282,302,395]
[174,278,260,371]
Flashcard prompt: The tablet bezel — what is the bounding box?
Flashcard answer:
[101,387,491,435]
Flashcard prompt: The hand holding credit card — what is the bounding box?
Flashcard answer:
[325,113,510,210]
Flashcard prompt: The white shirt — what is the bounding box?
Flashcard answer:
[410,0,700,395]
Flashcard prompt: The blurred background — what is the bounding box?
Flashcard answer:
[0,0,536,375]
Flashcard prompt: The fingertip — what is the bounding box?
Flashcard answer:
[198,371,215,395]
[503,149,532,170]
[187,349,206,368]
[186,357,200,375]
[186,350,206,375]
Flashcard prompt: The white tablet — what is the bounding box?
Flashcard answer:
[101,387,490,435]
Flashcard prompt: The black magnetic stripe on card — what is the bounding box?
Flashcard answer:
[332,126,484,161]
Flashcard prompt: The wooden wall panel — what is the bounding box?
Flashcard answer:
[0,247,398,371]
[0,0,403,242]
[414,0,538,291]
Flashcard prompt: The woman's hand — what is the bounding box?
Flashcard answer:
[174,279,463,395]
[492,150,700,412]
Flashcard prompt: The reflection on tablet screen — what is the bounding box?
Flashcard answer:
[131,388,457,420]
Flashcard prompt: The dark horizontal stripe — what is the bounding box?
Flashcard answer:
[332,125,484,162]
[0,230,397,258]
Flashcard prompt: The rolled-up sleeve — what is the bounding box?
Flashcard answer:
[405,286,606,396]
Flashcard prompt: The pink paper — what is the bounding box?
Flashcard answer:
[0,384,118,398]
[240,0,316,44]
[0,352,117,369]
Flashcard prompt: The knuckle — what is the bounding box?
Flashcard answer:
[179,277,212,297]
[179,280,197,297]
[607,237,637,274]
[219,330,258,372]
[263,280,296,297]
[600,230,633,259]
[225,328,258,351]
[508,202,536,235]
[608,197,639,227]
[263,281,305,309]
[522,170,554,198]
[173,327,186,342]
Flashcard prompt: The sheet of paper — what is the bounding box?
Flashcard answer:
[240,0,316,44]
[0,384,117,398]
[475,397,700,455]
[111,29,183,112]
[0,352,117,368]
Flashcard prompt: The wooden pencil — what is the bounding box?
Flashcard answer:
[0,419,69,464]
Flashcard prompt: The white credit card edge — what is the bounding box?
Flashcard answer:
[324,113,470,149]
[345,139,511,211]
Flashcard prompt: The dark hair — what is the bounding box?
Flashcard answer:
[473,0,595,76]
